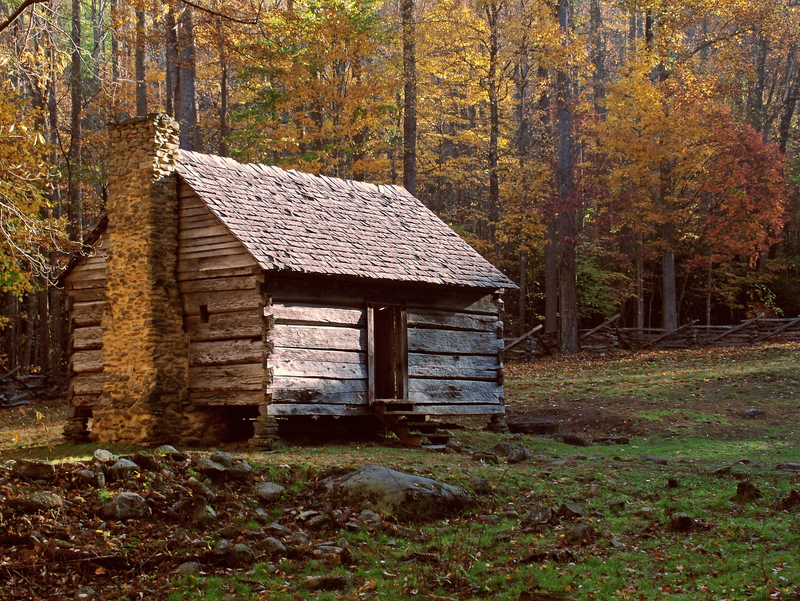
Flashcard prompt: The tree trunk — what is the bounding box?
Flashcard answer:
[778,48,798,154]
[590,0,605,115]
[661,224,678,330]
[486,0,500,263]
[545,218,558,335]
[176,6,200,150]
[219,36,228,156]
[556,0,579,354]
[401,0,417,196]
[636,233,644,330]
[68,0,82,239]
[519,249,527,335]
[110,0,119,82]
[135,5,148,115]
[165,5,178,115]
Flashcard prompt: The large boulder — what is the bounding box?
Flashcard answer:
[322,465,471,521]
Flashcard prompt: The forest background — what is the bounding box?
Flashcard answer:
[0,0,798,371]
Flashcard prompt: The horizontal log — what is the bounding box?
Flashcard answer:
[72,301,104,327]
[72,326,104,350]
[70,350,104,373]
[71,372,105,395]
[407,378,502,404]
[407,328,503,355]
[268,377,367,404]
[407,309,497,332]
[269,303,365,327]
[178,246,251,262]
[189,339,265,366]
[178,252,258,274]
[179,240,245,257]
[188,363,265,392]
[178,275,262,294]
[177,265,262,282]
[69,287,107,303]
[179,205,213,218]
[183,289,263,316]
[270,324,365,351]
[269,348,365,364]
[396,404,504,416]
[71,393,101,408]
[271,358,366,379]
[178,224,234,240]
[180,212,224,229]
[408,353,499,380]
[189,390,266,406]
[180,233,244,250]
[267,403,370,416]
[186,309,264,341]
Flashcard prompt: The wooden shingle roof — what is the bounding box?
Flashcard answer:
[177,151,515,290]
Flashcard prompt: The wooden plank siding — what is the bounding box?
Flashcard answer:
[178,182,268,407]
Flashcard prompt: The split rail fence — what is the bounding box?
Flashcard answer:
[505,314,800,358]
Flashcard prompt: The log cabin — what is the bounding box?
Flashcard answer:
[60,114,515,447]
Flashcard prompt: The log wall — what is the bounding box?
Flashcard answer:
[63,236,109,409]
[177,183,269,406]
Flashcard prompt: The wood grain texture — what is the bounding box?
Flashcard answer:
[189,338,265,366]
[407,353,499,380]
[71,326,104,350]
[407,328,503,355]
[178,275,261,294]
[407,309,497,332]
[188,363,265,392]
[269,303,365,327]
[269,324,365,351]
[407,378,502,404]
[72,301,104,327]
[71,372,105,395]
[185,309,264,341]
[189,390,266,406]
[183,289,263,316]
[70,350,104,373]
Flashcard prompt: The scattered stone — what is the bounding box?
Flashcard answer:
[266,522,290,537]
[547,459,567,468]
[6,491,63,514]
[552,434,591,447]
[229,460,253,479]
[667,478,680,489]
[566,523,594,545]
[210,450,234,466]
[99,492,150,520]
[446,440,467,453]
[471,451,499,464]
[286,532,310,548]
[521,506,552,527]
[575,455,588,461]
[255,482,285,503]
[642,455,668,465]
[108,459,141,480]
[670,512,693,532]
[195,457,228,480]
[263,536,287,556]
[640,506,655,517]
[175,561,201,576]
[557,502,588,519]
[508,420,560,435]
[608,500,626,512]
[93,449,118,464]
[712,466,733,476]
[187,476,217,501]
[229,543,254,567]
[357,509,383,527]
[212,539,232,559]
[735,481,762,501]
[779,490,800,510]
[75,586,99,600]
[593,436,630,445]
[469,475,492,496]
[76,470,97,485]
[323,465,472,521]
[776,463,800,472]
[490,442,512,457]
[219,525,240,539]
[519,587,570,600]
[94,466,106,488]
[306,575,349,592]
[155,445,185,461]
[744,408,765,419]
[132,452,159,471]
[610,540,627,550]
[305,514,329,530]
[423,445,453,454]
[170,495,208,523]
[508,448,532,464]
[12,459,56,481]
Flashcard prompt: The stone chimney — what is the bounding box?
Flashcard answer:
[92,114,190,444]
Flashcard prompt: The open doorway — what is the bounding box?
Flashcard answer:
[367,305,408,403]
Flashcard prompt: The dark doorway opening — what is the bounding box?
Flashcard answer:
[369,305,408,402]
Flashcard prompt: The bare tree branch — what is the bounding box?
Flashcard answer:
[178,0,260,25]
[0,0,48,35]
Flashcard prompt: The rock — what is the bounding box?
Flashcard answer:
[229,460,253,479]
[155,445,185,461]
[195,457,228,480]
[255,482,285,503]
[642,455,669,465]
[229,543,254,567]
[610,540,627,550]
[566,523,594,545]
[6,491,63,514]
[131,452,159,471]
[210,450,234,466]
[552,434,591,447]
[187,476,217,501]
[93,449,118,463]
[557,502,588,519]
[776,463,800,472]
[175,561,201,576]
[305,514,329,531]
[667,477,680,489]
[171,495,208,523]
[593,436,630,445]
[77,470,96,485]
[608,500,626,512]
[322,465,472,521]
[670,512,693,532]
[212,539,231,560]
[306,575,349,591]
[287,532,310,548]
[75,586,99,600]
[744,408,765,419]
[219,525,240,539]
[640,506,655,517]
[446,440,467,453]
[357,509,382,527]
[508,420,560,435]
[424,445,453,454]
[779,489,800,510]
[263,536,287,556]
[521,506,552,527]
[507,448,532,464]
[735,481,762,501]
[469,475,492,496]
[471,451,499,464]
[108,459,141,480]
[490,442,512,457]
[712,466,732,476]
[266,522,290,537]
[12,459,56,481]
[99,492,150,520]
